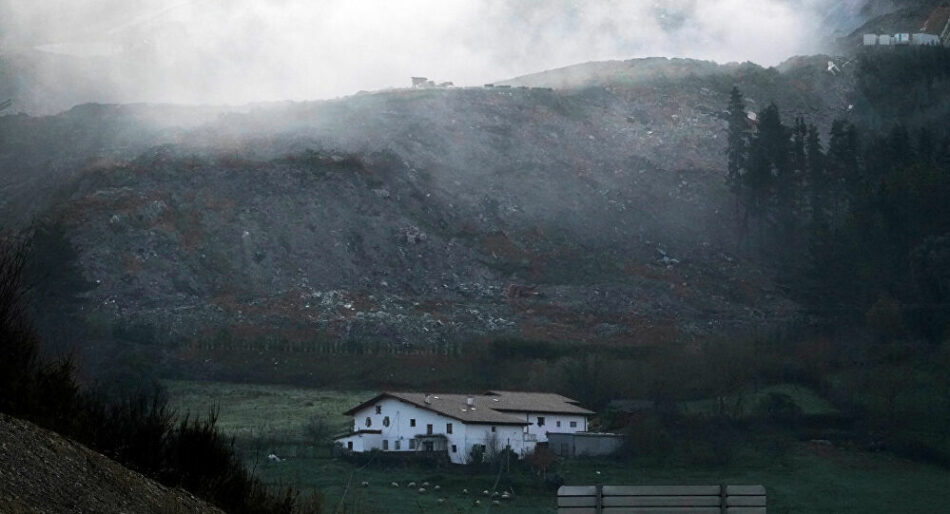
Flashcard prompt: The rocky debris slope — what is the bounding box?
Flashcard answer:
[0,413,222,514]
[0,57,856,371]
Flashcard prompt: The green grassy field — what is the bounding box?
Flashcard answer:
[165,380,950,513]
[164,380,369,445]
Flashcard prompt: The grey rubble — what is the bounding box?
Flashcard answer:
[0,56,852,358]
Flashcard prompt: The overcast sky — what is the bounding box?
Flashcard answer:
[1,0,850,105]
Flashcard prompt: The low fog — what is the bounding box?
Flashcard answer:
[1,0,855,110]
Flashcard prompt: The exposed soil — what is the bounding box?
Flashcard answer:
[0,414,222,514]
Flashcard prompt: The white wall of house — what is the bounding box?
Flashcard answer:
[461,423,533,462]
[336,432,384,452]
[501,411,588,442]
[338,397,534,464]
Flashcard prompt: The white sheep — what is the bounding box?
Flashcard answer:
[433,485,441,491]
[501,492,511,500]
[408,481,416,488]
[422,481,430,487]
[391,482,399,488]
[462,488,469,494]
[482,490,490,496]
[436,498,445,504]
[266,454,281,462]
[492,500,501,506]
[361,481,369,488]
[418,487,426,494]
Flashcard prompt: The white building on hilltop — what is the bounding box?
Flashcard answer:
[863,32,943,46]
[334,391,594,464]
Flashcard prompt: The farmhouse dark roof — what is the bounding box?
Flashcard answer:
[343,390,593,423]
[344,392,528,425]
[483,390,596,415]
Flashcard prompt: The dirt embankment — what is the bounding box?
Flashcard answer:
[0,413,222,514]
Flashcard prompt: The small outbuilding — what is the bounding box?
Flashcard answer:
[547,432,624,457]
[912,33,942,45]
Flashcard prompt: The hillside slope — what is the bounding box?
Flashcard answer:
[0,56,856,379]
[0,413,222,513]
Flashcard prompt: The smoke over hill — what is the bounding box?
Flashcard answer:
[2,0,867,114]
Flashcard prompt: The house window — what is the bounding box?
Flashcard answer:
[446,423,453,434]
[347,441,353,450]
[427,424,433,435]
[491,426,496,432]
[383,440,389,450]
[556,421,561,428]
[365,417,372,427]
[570,421,577,428]
[410,419,416,427]
[537,416,545,426]
[375,405,382,414]
[383,416,390,427]
[452,445,457,453]
[395,440,401,450]
[409,439,417,449]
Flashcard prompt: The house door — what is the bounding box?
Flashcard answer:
[424,441,434,452]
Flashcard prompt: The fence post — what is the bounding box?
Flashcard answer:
[720,483,727,514]
[595,484,603,514]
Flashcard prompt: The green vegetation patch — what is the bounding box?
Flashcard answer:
[164,380,371,445]
[680,383,838,418]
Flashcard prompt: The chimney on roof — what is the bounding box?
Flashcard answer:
[424,394,431,404]
[466,396,474,407]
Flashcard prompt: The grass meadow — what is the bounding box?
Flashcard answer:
[165,380,950,513]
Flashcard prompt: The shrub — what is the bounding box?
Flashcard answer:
[525,446,557,479]
[754,392,803,425]
[303,413,333,446]
[468,444,485,466]
[620,414,672,464]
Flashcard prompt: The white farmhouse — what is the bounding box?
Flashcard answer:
[334,391,594,464]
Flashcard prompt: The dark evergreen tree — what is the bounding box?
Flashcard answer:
[826,120,858,221]
[805,124,826,225]
[726,86,748,192]
[725,86,750,241]
[26,220,95,357]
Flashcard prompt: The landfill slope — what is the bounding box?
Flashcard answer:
[0,56,855,377]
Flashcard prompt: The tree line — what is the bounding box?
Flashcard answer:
[725,68,950,342]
